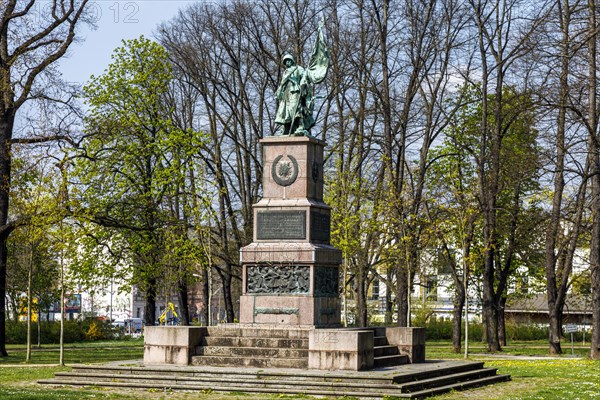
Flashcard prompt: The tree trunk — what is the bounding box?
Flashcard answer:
[0,114,14,357]
[452,295,464,353]
[545,0,571,356]
[0,239,9,357]
[592,257,600,359]
[177,280,190,326]
[385,269,393,325]
[396,268,409,327]
[220,266,235,323]
[356,264,368,327]
[588,0,600,361]
[498,297,507,347]
[590,149,600,359]
[202,267,210,325]
[549,305,563,354]
[26,249,33,362]
[144,278,157,326]
[482,251,500,351]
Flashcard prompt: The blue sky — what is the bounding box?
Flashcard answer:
[60,1,191,85]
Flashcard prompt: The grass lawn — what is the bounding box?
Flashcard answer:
[0,338,598,399]
[0,339,144,365]
[427,339,593,358]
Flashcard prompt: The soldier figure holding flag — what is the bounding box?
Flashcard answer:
[275,22,329,136]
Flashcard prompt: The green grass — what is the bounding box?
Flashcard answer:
[0,339,598,399]
[0,388,134,399]
[433,359,600,399]
[428,340,600,399]
[0,366,68,383]
[427,338,593,358]
[0,339,143,365]
[5,338,144,350]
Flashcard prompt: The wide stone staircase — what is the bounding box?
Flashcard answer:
[38,360,510,399]
[189,325,409,369]
[192,325,311,368]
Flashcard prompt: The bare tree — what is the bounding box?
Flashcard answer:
[585,0,600,360]
[468,0,549,352]
[0,0,90,357]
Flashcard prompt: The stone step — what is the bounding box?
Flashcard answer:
[51,371,403,392]
[399,368,499,393]
[407,374,511,398]
[207,326,311,339]
[39,372,511,399]
[196,345,308,358]
[374,335,389,347]
[60,370,509,396]
[191,355,309,369]
[37,379,407,399]
[392,361,486,383]
[67,364,396,384]
[66,361,487,384]
[373,354,410,368]
[40,360,510,399]
[374,344,400,357]
[201,336,308,349]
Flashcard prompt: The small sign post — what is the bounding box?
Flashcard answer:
[565,324,578,356]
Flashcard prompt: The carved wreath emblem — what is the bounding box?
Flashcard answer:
[272,154,299,186]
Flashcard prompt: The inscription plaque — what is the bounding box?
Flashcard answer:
[257,210,306,240]
[310,211,330,243]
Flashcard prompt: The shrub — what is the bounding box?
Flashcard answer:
[506,322,548,341]
[85,321,103,340]
[423,318,483,341]
[422,318,585,343]
[5,319,114,344]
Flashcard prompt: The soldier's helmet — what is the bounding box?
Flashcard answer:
[282,53,295,66]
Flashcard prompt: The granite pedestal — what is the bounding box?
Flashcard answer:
[239,136,341,327]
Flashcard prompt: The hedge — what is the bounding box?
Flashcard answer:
[4,319,115,344]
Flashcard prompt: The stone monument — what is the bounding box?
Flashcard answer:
[143,21,426,372]
[239,135,341,326]
[239,21,340,326]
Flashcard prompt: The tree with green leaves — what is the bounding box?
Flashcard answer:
[431,84,543,351]
[0,0,91,357]
[72,36,205,326]
[7,153,64,360]
[427,130,481,354]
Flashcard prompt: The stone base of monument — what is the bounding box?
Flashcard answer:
[41,326,510,398]
[143,325,423,371]
[39,357,511,399]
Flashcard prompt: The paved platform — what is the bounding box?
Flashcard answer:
[39,358,511,399]
[104,358,476,378]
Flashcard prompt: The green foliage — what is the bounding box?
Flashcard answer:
[84,321,103,341]
[71,36,208,301]
[412,299,436,327]
[5,152,68,334]
[428,83,545,318]
[424,319,483,341]
[4,320,115,344]
[423,319,558,342]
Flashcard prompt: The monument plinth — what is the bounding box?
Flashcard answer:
[239,136,342,326]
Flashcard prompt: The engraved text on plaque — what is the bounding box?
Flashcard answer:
[257,210,306,240]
